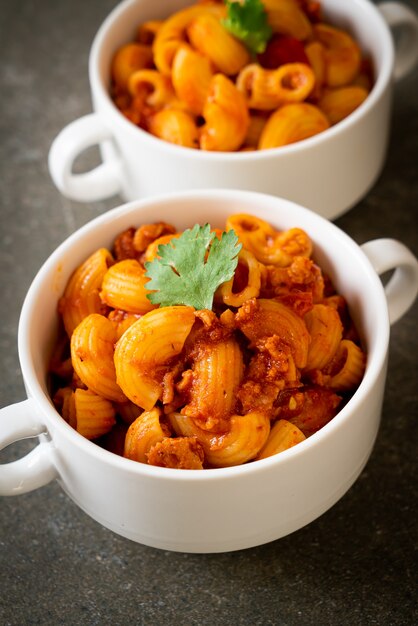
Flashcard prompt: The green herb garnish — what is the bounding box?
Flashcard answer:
[145,224,241,310]
[222,0,273,55]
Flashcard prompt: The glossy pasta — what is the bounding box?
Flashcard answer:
[100,258,157,314]
[70,313,127,403]
[236,63,316,110]
[114,306,196,410]
[50,212,367,470]
[110,0,373,152]
[59,248,113,336]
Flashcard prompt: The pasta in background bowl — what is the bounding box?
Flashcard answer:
[48,0,418,218]
[110,0,373,152]
[1,190,417,552]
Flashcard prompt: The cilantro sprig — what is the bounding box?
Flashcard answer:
[144,224,242,310]
[222,0,273,55]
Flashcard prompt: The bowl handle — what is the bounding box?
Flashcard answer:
[378,2,418,81]
[0,399,57,496]
[361,239,418,325]
[48,112,123,202]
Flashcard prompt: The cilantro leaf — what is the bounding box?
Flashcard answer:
[144,224,241,310]
[222,0,273,55]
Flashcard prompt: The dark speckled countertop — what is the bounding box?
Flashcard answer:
[1,1,417,624]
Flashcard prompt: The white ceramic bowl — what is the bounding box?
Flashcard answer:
[48,0,418,219]
[1,190,417,552]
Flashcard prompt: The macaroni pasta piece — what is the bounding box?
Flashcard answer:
[124,407,169,463]
[258,103,330,149]
[318,86,368,125]
[114,305,195,410]
[226,213,277,252]
[111,43,154,90]
[128,69,175,107]
[304,41,326,99]
[148,108,199,148]
[153,3,226,76]
[200,74,249,151]
[257,418,306,459]
[226,214,312,266]
[169,410,270,467]
[313,23,362,87]
[100,258,156,314]
[59,248,113,337]
[216,249,262,307]
[237,63,315,110]
[56,387,116,440]
[74,389,116,440]
[70,313,127,403]
[324,339,366,391]
[274,228,313,265]
[236,298,310,368]
[262,0,313,40]
[183,336,244,430]
[304,304,343,370]
[187,13,250,75]
[172,45,213,115]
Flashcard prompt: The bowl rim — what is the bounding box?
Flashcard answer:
[18,189,390,482]
[88,0,395,160]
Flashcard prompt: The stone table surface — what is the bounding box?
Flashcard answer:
[0,1,417,624]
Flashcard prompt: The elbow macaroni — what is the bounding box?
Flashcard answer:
[318,86,368,125]
[148,108,199,148]
[169,411,270,467]
[313,23,362,88]
[200,74,249,152]
[226,214,312,266]
[124,407,169,463]
[50,212,367,469]
[100,258,156,314]
[114,305,195,410]
[236,63,315,111]
[258,102,330,149]
[153,3,226,76]
[171,45,213,115]
[183,337,244,430]
[304,304,343,370]
[187,13,250,76]
[111,43,154,90]
[262,0,313,41]
[257,419,306,460]
[70,313,127,403]
[59,248,113,337]
[216,249,262,307]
